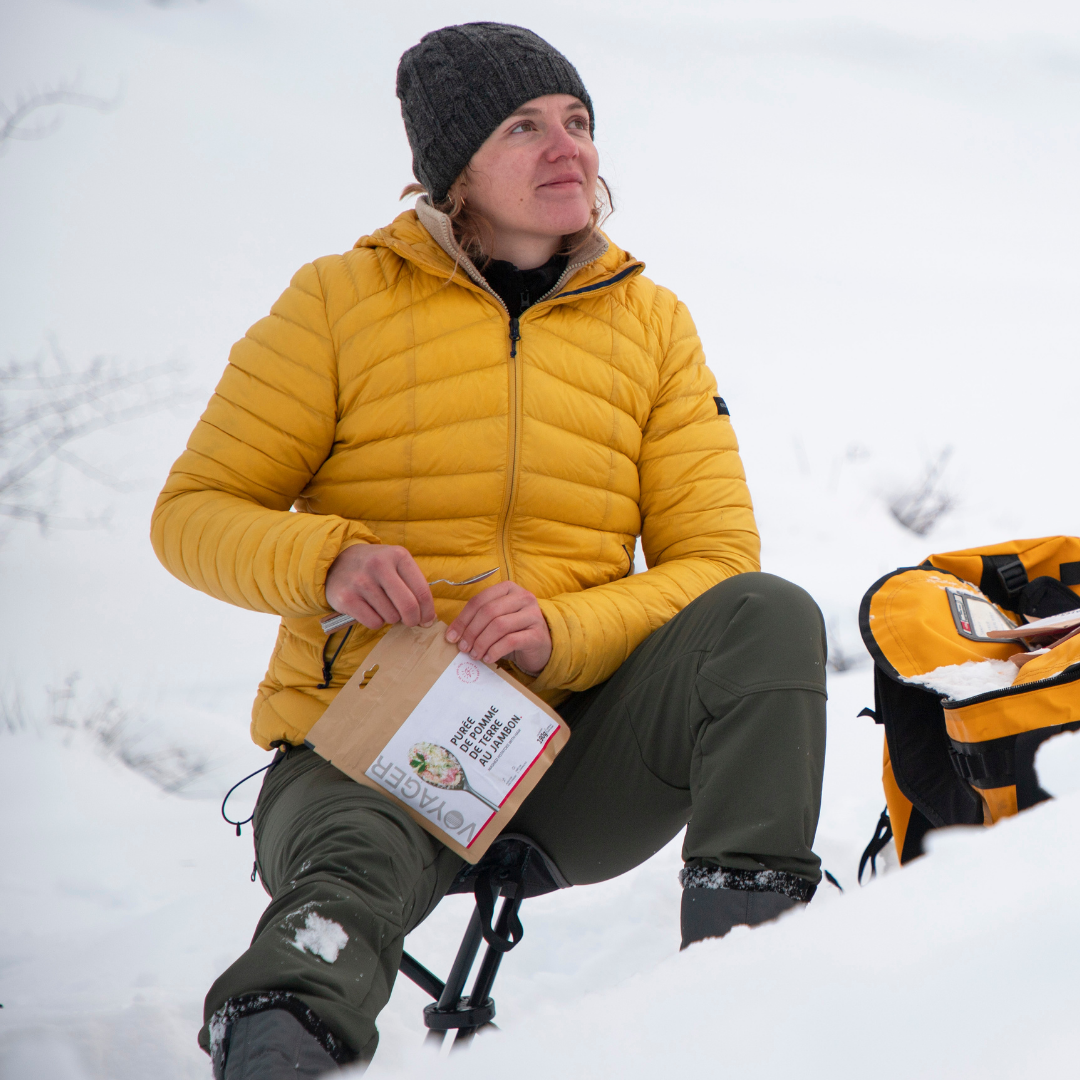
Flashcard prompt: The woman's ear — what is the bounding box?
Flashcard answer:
[442,179,460,214]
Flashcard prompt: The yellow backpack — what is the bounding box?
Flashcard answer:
[857,536,1080,876]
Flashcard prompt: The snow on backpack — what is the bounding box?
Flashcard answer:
[856,536,1080,878]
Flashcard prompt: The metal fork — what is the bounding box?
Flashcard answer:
[319,568,499,634]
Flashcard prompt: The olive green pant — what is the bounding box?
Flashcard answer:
[200,573,827,1061]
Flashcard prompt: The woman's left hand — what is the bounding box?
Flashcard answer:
[445,581,552,676]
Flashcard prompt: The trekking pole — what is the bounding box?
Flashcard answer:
[435,907,485,1015]
[452,885,525,1048]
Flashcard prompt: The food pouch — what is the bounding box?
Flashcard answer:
[304,621,570,862]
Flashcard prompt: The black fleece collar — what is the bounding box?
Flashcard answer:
[481,253,570,318]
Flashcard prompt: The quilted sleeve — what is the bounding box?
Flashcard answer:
[150,261,378,616]
[533,297,760,692]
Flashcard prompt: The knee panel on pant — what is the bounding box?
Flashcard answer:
[696,573,827,696]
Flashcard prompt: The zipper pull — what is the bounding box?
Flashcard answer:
[509,317,521,358]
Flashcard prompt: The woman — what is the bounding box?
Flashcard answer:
[153,22,826,1078]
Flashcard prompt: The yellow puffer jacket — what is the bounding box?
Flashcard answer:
[152,203,760,748]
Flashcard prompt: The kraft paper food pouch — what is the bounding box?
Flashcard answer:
[305,621,570,862]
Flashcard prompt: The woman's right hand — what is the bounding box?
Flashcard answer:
[324,544,436,630]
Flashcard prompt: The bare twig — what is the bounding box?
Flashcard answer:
[826,617,868,673]
[0,83,120,152]
[85,696,208,794]
[889,448,955,536]
[0,689,29,735]
[53,448,144,492]
[3,673,209,794]
[0,340,192,533]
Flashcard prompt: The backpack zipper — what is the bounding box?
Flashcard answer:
[945,661,1080,708]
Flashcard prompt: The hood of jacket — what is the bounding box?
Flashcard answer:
[357,198,637,308]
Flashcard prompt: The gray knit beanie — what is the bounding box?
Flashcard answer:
[396,22,594,204]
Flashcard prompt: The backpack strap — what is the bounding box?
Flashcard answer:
[980,554,1028,611]
[857,807,893,884]
[948,721,1080,813]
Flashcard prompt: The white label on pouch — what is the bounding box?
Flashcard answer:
[365,655,560,848]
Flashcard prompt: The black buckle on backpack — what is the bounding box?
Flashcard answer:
[981,555,1028,610]
[948,738,1015,791]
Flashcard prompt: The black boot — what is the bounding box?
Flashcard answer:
[679,866,815,949]
[209,993,359,1079]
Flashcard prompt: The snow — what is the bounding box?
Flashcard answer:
[3,1,1080,1078]
[289,911,350,965]
[439,780,1080,1080]
[905,658,1018,700]
[1036,729,1080,799]
[0,726,269,1079]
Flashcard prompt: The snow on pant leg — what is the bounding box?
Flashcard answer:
[510,572,827,886]
[198,746,464,1063]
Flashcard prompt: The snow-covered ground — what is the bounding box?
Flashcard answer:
[1,2,1078,1077]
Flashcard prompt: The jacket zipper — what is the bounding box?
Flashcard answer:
[441,247,528,585]
[551,264,641,300]
[497,316,523,581]
[425,223,523,584]
[491,271,640,582]
[419,209,639,585]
